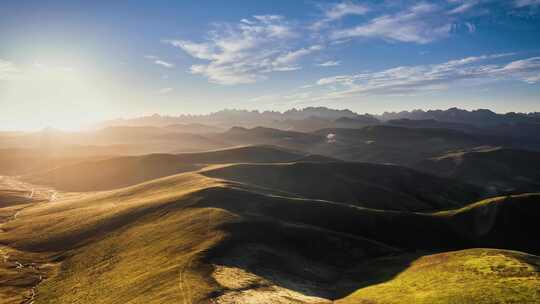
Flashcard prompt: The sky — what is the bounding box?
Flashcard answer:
[1,0,540,130]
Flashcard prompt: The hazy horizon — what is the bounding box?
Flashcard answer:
[2,105,540,132]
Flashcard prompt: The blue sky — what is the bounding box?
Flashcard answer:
[1,0,540,129]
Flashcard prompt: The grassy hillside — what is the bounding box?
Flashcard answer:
[416,147,540,195]
[0,172,396,303]
[203,162,482,212]
[24,145,306,191]
[1,169,539,303]
[338,248,540,304]
[437,193,540,254]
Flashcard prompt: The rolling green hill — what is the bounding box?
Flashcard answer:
[23,145,307,191]
[202,162,482,212]
[337,248,540,304]
[416,147,540,195]
[1,167,539,303]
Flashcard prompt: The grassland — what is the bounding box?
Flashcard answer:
[338,248,540,304]
[0,164,538,303]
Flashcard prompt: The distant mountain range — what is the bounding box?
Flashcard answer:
[98,107,540,134]
[379,107,540,126]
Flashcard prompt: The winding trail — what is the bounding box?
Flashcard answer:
[178,255,194,304]
[0,175,59,304]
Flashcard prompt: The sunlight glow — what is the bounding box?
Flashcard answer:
[2,61,111,131]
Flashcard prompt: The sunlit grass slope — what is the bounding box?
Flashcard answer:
[1,171,396,303]
[338,248,540,304]
[0,173,228,303]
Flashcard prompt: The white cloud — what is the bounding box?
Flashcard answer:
[243,54,540,107]
[326,2,369,19]
[272,45,323,71]
[159,2,539,85]
[448,0,480,14]
[158,87,173,94]
[499,57,540,83]
[154,60,175,68]
[514,0,540,7]
[248,94,281,103]
[165,15,321,85]
[317,60,341,67]
[311,54,539,99]
[144,55,175,68]
[165,40,215,60]
[0,59,19,80]
[311,1,369,30]
[331,3,452,44]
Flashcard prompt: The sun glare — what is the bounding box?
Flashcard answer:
[2,61,110,131]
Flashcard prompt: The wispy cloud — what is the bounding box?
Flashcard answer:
[159,1,540,85]
[331,3,452,44]
[309,54,540,100]
[448,0,481,14]
[158,87,173,94]
[326,1,369,19]
[154,60,175,68]
[499,56,540,83]
[272,45,323,71]
[317,60,341,67]
[514,0,540,7]
[145,55,175,68]
[311,1,370,30]
[164,15,323,84]
[0,59,19,80]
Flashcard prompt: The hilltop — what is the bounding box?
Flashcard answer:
[338,248,540,304]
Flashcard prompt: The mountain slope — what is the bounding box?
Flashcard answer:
[23,145,306,191]
[416,148,540,194]
[202,162,482,212]
[338,248,540,304]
